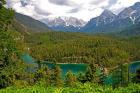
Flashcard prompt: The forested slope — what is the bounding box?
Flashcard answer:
[119,23,140,36]
[13,13,51,33]
[0,2,140,92]
[0,5,27,88]
[20,31,140,68]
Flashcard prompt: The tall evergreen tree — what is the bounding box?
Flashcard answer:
[85,63,97,82]
[65,70,76,87]
[34,66,52,86]
[112,64,125,89]
[53,65,63,87]
[44,67,51,86]
[77,72,86,83]
[133,69,140,83]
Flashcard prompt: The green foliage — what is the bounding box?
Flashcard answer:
[34,66,52,86]
[0,0,6,5]
[13,13,51,33]
[0,83,140,93]
[0,6,26,89]
[0,30,24,88]
[0,7,14,31]
[111,64,130,89]
[118,23,140,37]
[132,69,140,83]
[13,80,29,88]
[0,2,140,92]
[65,70,77,87]
[0,0,6,9]
[25,32,135,68]
[84,63,98,83]
[77,72,87,83]
[52,65,63,87]
[0,74,15,88]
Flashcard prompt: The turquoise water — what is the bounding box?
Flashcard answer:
[129,61,140,73]
[43,62,88,76]
[104,61,140,85]
[22,54,35,64]
[22,54,140,75]
[22,54,140,84]
[22,54,88,75]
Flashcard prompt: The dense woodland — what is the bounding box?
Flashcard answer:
[0,1,140,93]
[22,31,140,67]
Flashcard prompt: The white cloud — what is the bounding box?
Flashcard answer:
[6,0,140,21]
[110,0,140,14]
[6,0,36,16]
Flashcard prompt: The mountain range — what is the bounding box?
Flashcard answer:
[14,2,140,35]
[41,16,86,32]
[81,2,140,33]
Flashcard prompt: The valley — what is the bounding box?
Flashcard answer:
[0,1,140,93]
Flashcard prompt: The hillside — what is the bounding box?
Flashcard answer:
[13,13,51,33]
[21,31,140,68]
[0,1,140,92]
[119,23,140,36]
[24,32,89,45]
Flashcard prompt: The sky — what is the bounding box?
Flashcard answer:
[6,0,140,21]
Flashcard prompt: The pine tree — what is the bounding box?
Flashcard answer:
[112,64,124,89]
[44,67,51,86]
[34,68,46,82]
[53,65,63,87]
[34,66,51,86]
[77,72,86,83]
[65,70,76,87]
[133,69,140,83]
[85,63,97,82]
[36,60,42,70]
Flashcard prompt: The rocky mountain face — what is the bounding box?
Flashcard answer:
[41,17,86,32]
[81,10,117,32]
[118,2,140,23]
[81,2,140,33]
[94,9,116,26]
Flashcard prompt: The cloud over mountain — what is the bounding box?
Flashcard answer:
[6,0,140,21]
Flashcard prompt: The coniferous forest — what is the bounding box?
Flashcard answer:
[0,1,140,93]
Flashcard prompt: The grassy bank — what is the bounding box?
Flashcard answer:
[0,83,140,93]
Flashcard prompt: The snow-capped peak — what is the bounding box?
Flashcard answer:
[41,16,86,28]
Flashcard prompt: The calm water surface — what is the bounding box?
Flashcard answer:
[22,54,140,75]
[22,54,88,75]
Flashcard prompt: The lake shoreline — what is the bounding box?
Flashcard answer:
[44,62,88,65]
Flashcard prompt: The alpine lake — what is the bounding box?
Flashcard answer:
[22,54,140,76]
